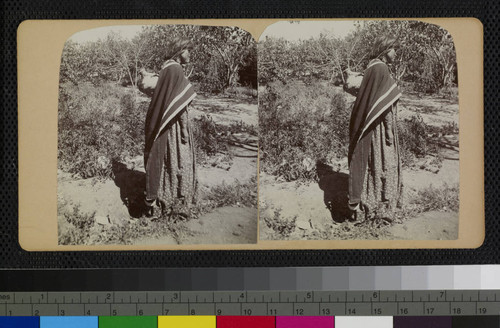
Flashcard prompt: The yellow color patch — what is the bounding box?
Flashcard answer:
[158,316,216,328]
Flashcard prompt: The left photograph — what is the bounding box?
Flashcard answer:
[57,24,258,245]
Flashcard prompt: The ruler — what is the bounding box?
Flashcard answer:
[1,290,499,317]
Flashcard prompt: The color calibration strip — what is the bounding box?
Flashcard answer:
[2,290,500,317]
[2,266,499,291]
[1,315,500,328]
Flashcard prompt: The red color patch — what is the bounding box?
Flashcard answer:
[217,316,276,328]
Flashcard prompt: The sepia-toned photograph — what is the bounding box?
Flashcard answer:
[57,24,258,245]
[17,19,483,250]
[258,20,459,241]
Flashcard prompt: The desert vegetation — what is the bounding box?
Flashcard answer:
[258,21,459,240]
[57,25,258,245]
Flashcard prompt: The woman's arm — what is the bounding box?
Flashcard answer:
[179,109,189,144]
[382,109,394,146]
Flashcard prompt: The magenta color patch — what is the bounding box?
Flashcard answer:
[276,316,334,328]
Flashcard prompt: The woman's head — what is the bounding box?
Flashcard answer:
[370,35,399,62]
[165,37,194,64]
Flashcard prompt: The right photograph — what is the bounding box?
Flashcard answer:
[258,20,459,241]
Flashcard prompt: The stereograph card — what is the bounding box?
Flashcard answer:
[16,18,483,252]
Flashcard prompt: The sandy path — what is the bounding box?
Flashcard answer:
[398,92,459,126]
[58,155,258,245]
[259,157,459,241]
[339,86,459,126]
[133,206,257,245]
[190,95,258,126]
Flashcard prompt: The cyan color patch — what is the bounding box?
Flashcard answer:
[40,316,98,328]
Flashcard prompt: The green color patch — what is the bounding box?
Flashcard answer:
[98,316,157,328]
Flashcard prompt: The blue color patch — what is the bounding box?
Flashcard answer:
[40,316,98,328]
[0,316,39,328]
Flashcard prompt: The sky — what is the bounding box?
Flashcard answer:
[68,25,144,44]
[67,21,359,44]
[259,20,358,41]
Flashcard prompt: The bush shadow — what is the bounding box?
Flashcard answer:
[316,162,350,223]
[112,160,147,218]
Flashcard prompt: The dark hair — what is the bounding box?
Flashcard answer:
[370,36,399,60]
[164,37,194,61]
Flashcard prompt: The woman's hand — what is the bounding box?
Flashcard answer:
[385,133,393,146]
[181,127,188,144]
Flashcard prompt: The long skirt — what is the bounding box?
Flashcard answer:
[145,108,198,215]
[361,106,403,219]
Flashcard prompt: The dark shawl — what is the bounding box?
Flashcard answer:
[144,60,196,168]
[144,61,196,201]
[348,59,401,203]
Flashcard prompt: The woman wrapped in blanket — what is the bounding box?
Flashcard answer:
[348,35,403,222]
[143,38,198,219]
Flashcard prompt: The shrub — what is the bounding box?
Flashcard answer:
[197,56,228,94]
[225,85,258,98]
[192,114,257,165]
[58,83,146,179]
[259,80,450,181]
[192,114,229,160]
[413,75,441,94]
[226,121,258,136]
[204,177,258,208]
[438,86,459,102]
[412,183,459,212]
[259,81,350,181]
[63,204,95,230]
[58,202,96,245]
[431,121,459,136]
[262,208,297,238]
[397,114,440,167]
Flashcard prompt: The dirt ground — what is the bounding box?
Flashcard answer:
[58,87,460,244]
[259,158,459,241]
[191,94,258,127]
[259,92,460,241]
[58,94,258,245]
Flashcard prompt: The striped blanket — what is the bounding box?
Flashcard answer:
[144,60,196,167]
[348,59,401,204]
